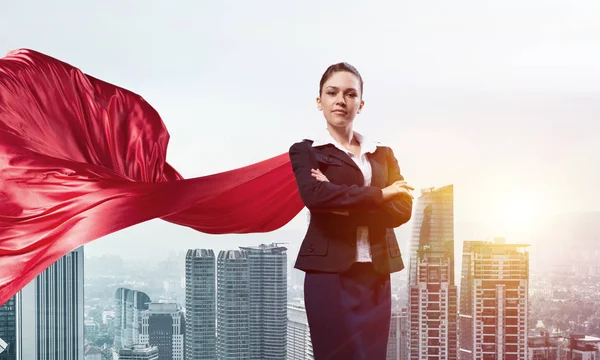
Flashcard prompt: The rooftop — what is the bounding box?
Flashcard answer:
[186,249,215,258]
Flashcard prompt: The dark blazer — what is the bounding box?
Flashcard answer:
[289,139,413,275]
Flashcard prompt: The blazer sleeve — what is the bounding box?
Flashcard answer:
[289,141,384,211]
[353,147,413,228]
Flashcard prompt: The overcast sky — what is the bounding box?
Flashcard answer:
[1,1,598,259]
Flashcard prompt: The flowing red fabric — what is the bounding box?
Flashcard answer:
[0,49,304,305]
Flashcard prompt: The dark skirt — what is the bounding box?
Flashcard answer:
[304,262,391,360]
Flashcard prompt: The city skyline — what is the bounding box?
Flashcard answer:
[79,219,600,359]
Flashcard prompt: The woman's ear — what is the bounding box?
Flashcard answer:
[357,100,365,114]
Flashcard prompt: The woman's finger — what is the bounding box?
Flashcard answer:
[398,187,414,198]
[394,181,414,190]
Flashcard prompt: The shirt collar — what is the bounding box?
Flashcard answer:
[309,128,380,156]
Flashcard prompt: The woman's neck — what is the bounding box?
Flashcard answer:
[327,125,355,147]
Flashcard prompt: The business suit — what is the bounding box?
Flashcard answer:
[289,138,412,360]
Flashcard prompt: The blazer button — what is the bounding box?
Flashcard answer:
[308,244,315,252]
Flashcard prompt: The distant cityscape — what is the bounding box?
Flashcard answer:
[0,184,600,359]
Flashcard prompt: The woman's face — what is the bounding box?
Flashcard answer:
[317,71,364,129]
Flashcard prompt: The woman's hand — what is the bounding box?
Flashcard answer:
[311,169,329,182]
[310,169,349,216]
[382,180,414,201]
[312,168,412,202]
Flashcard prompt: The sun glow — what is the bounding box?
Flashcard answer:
[489,192,542,237]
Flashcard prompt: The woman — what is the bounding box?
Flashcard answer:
[289,62,414,360]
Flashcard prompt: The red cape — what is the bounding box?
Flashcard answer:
[0,49,304,305]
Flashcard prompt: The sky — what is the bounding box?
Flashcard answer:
[1,1,598,260]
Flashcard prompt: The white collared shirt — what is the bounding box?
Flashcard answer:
[310,129,380,263]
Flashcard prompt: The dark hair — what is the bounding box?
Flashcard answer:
[319,62,363,97]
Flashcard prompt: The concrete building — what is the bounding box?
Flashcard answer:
[17,248,85,360]
[217,244,287,360]
[185,249,216,360]
[0,297,16,360]
[140,302,184,360]
[118,344,159,360]
[114,288,151,350]
[459,240,530,360]
[287,303,313,360]
[241,244,287,360]
[408,185,457,360]
[527,330,564,360]
[217,250,250,360]
[567,334,600,360]
[387,308,409,360]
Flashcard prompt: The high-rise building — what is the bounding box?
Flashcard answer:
[217,244,287,360]
[408,185,457,360]
[408,185,455,288]
[16,247,85,360]
[387,308,409,360]
[458,240,529,360]
[140,302,185,360]
[241,244,287,360]
[185,249,216,360]
[118,344,159,360]
[0,339,8,358]
[287,303,313,360]
[114,288,151,350]
[217,250,250,360]
[0,297,16,360]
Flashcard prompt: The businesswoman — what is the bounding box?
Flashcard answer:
[289,63,414,360]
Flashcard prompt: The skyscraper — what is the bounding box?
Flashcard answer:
[387,308,409,360]
[408,185,455,290]
[0,297,16,360]
[217,250,250,360]
[458,240,530,360]
[241,244,287,360]
[408,185,458,360]
[140,302,185,360]
[216,244,287,360]
[287,303,313,360]
[114,288,151,350]
[17,247,85,360]
[185,249,216,360]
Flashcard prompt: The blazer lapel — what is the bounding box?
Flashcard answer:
[368,148,387,188]
[315,145,361,172]
[313,144,388,187]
